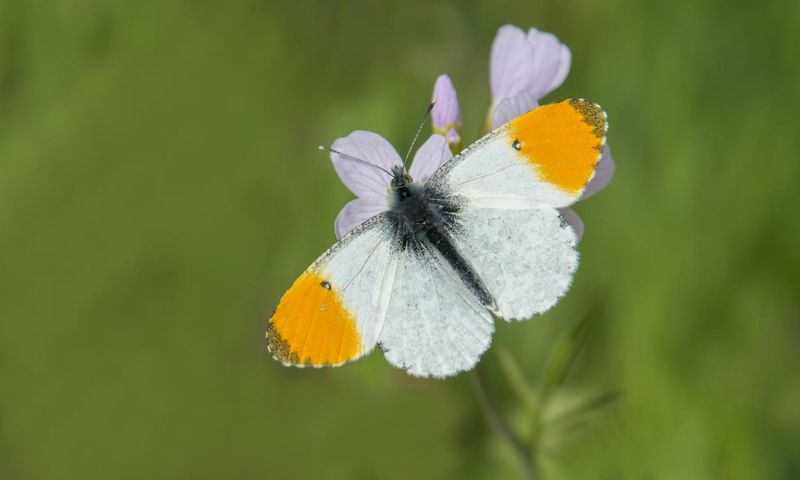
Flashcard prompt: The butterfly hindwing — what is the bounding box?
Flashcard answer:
[448,206,578,321]
[377,242,494,378]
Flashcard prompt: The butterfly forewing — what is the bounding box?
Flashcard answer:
[428,99,607,209]
[267,214,397,367]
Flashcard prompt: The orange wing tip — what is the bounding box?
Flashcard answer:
[509,99,608,195]
[267,271,363,368]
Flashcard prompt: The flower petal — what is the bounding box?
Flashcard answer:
[334,198,387,239]
[558,207,584,243]
[431,74,461,130]
[409,134,452,183]
[526,28,571,100]
[490,25,537,100]
[491,91,538,129]
[330,130,401,201]
[581,144,615,200]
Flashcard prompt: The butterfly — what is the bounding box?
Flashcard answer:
[267,99,607,378]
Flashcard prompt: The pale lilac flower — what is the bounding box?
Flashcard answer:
[557,207,584,242]
[431,74,462,151]
[330,131,452,239]
[490,25,571,128]
[580,144,615,200]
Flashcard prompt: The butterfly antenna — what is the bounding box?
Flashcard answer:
[318,145,393,177]
[403,102,435,170]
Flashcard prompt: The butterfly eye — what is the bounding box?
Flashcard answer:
[512,139,522,151]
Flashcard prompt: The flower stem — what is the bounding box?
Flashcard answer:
[472,365,538,480]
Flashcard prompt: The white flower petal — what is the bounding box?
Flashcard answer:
[526,29,572,100]
[558,207,584,243]
[491,92,538,129]
[581,144,615,200]
[490,25,537,100]
[409,134,452,183]
[334,198,388,239]
[330,130,401,202]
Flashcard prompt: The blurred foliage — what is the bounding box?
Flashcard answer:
[1,0,799,479]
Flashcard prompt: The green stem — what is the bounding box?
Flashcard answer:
[472,366,538,480]
[494,348,543,456]
[496,347,539,412]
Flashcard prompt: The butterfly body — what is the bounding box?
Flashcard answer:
[268,99,607,377]
[386,167,498,313]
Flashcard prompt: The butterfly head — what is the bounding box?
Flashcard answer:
[390,165,414,200]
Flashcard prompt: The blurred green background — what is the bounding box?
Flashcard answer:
[2,0,799,479]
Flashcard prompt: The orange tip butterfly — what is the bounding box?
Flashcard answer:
[267,99,607,378]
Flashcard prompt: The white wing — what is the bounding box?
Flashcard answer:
[425,99,606,321]
[448,207,578,320]
[378,243,494,378]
